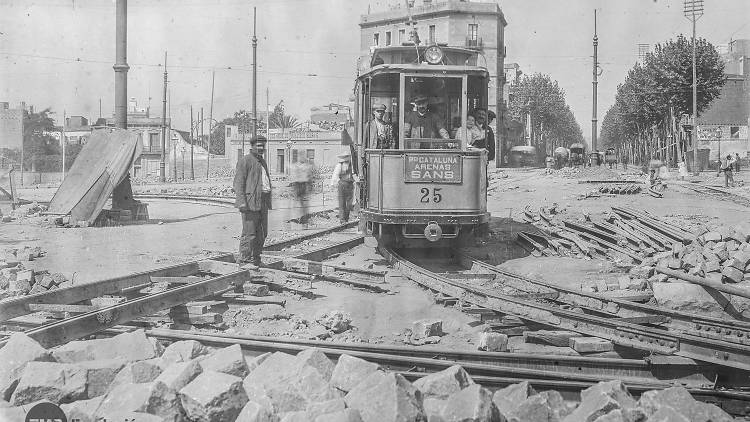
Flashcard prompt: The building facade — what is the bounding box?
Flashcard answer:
[0,102,24,151]
[696,39,750,162]
[359,0,507,161]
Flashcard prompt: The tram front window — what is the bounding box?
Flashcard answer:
[402,76,462,150]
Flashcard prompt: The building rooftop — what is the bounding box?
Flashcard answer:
[360,0,505,27]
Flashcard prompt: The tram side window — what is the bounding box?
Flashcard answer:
[363,74,400,150]
[403,76,462,150]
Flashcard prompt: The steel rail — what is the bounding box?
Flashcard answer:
[381,247,750,373]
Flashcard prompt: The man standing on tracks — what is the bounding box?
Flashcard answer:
[721,154,736,188]
[331,152,355,224]
[403,96,450,140]
[234,136,272,268]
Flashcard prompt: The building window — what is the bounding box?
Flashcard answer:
[730,126,740,138]
[277,149,285,173]
[292,149,298,162]
[306,149,315,165]
[468,24,478,41]
[428,25,436,44]
[373,33,380,46]
[398,29,406,44]
[226,127,232,137]
[385,31,392,46]
[149,133,159,151]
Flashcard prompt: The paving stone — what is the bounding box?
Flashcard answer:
[477,332,508,352]
[97,380,184,421]
[295,347,335,381]
[591,408,647,422]
[716,249,730,262]
[569,337,614,353]
[647,273,669,284]
[652,282,729,315]
[179,371,248,422]
[722,266,744,283]
[236,399,275,422]
[523,330,579,347]
[199,344,249,378]
[562,392,620,422]
[280,411,309,422]
[246,352,297,385]
[243,283,270,296]
[705,272,723,284]
[412,319,443,340]
[155,359,203,393]
[330,354,381,393]
[306,398,346,420]
[0,333,52,401]
[704,231,722,242]
[10,361,87,405]
[637,386,733,422]
[491,381,536,417]
[246,352,272,372]
[729,252,750,270]
[703,260,721,273]
[60,395,106,422]
[345,371,424,422]
[581,380,636,409]
[106,358,162,393]
[507,390,571,422]
[242,379,275,412]
[413,365,474,399]
[315,409,365,422]
[52,329,159,363]
[74,359,128,399]
[643,407,690,422]
[440,384,498,422]
[160,339,208,364]
[423,397,446,422]
[244,363,342,414]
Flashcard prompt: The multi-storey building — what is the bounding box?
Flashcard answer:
[0,102,24,151]
[359,0,508,162]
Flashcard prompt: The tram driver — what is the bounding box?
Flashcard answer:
[403,95,450,140]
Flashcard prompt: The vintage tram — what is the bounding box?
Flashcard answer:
[353,45,490,246]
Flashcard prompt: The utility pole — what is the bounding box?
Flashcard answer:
[113,0,128,130]
[190,105,195,180]
[207,69,215,179]
[591,9,599,154]
[170,89,176,181]
[61,110,66,178]
[684,0,703,174]
[99,98,102,119]
[252,7,258,140]
[200,107,204,178]
[266,86,270,138]
[159,51,168,182]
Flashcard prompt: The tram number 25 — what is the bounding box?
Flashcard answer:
[419,187,442,203]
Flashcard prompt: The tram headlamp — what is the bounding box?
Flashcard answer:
[424,46,444,64]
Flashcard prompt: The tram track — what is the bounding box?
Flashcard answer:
[684,183,750,208]
[379,246,750,375]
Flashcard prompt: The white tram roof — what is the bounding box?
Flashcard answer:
[358,45,489,79]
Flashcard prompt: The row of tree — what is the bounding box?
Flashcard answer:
[600,35,726,166]
[207,102,302,155]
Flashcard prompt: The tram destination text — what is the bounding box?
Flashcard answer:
[404,153,463,184]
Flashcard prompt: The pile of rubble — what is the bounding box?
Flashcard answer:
[137,185,234,197]
[555,166,623,181]
[0,202,47,223]
[0,247,69,300]
[0,330,734,422]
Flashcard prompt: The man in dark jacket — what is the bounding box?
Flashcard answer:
[234,136,272,267]
[472,109,495,161]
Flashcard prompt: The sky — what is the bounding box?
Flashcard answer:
[1,0,749,143]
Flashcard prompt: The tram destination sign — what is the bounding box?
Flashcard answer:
[404,153,463,184]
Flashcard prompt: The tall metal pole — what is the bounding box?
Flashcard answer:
[159,51,168,182]
[190,105,195,180]
[252,7,258,140]
[684,0,703,174]
[114,0,129,129]
[61,110,66,178]
[591,9,599,154]
[170,89,176,181]
[200,107,204,178]
[207,69,215,179]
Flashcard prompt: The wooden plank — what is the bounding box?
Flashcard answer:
[4,269,249,349]
[278,257,386,282]
[27,304,97,313]
[0,260,202,322]
[171,312,223,325]
[150,276,202,285]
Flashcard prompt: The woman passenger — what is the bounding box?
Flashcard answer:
[454,114,485,151]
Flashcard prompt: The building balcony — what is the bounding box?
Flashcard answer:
[466,37,483,49]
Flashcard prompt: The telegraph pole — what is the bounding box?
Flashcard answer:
[190,105,195,180]
[159,51,168,182]
[252,7,258,140]
[684,0,703,174]
[113,0,129,129]
[207,69,215,179]
[170,89,176,181]
[61,110,66,178]
[591,9,599,154]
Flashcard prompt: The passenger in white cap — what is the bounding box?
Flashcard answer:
[330,152,355,223]
[365,103,397,150]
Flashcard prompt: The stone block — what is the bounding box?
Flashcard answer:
[246,352,272,372]
[726,240,739,252]
[237,400,275,422]
[108,359,164,392]
[681,252,704,269]
[316,310,353,333]
[595,279,609,293]
[652,282,728,315]
[628,266,653,279]
[492,381,536,417]
[246,352,297,387]
[280,411,308,422]
[507,390,571,422]
[243,283,270,296]
[244,362,341,414]
[704,231,722,242]
[160,339,208,364]
[645,407,690,421]
[423,397,446,422]
[523,330,580,347]
[179,371,248,422]
[52,329,159,363]
[647,273,669,284]
[345,371,424,422]
[330,354,381,393]
[413,365,474,400]
[667,258,682,269]
[722,266,744,283]
[716,249,730,262]
[155,359,202,392]
[477,332,508,352]
[705,272,723,284]
[295,348,335,381]
[307,398,346,420]
[75,359,128,399]
[581,380,636,409]
[569,337,614,353]
[60,396,106,422]
[440,384,498,422]
[412,319,443,340]
[562,391,620,422]
[638,386,733,422]
[592,408,648,422]
[729,252,750,270]
[0,333,51,401]
[97,381,183,422]
[199,344,249,378]
[315,409,364,422]
[703,260,721,273]
[10,362,87,405]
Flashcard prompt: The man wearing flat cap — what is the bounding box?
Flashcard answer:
[364,103,396,150]
[403,95,449,140]
[233,136,272,268]
[330,151,355,223]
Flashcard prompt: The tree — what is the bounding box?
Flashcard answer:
[268,101,301,131]
[22,108,58,171]
[210,109,268,155]
[507,73,584,152]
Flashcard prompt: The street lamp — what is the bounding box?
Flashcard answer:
[684,0,704,174]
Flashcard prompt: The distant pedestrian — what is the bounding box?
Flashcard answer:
[721,154,735,187]
[290,157,313,225]
[233,136,272,268]
[331,152,354,224]
[678,158,688,180]
[736,153,741,173]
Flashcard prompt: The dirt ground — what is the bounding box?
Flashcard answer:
[2,166,749,352]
